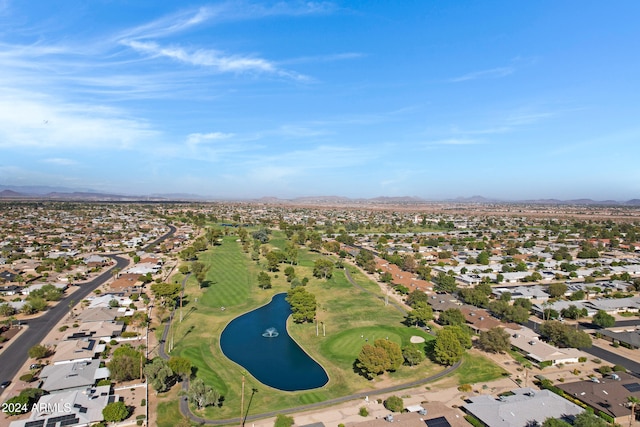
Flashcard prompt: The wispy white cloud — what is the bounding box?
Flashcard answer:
[281,52,365,65]
[449,66,514,83]
[186,132,234,146]
[121,40,308,80]
[0,88,158,149]
[115,6,216,41]
[424,138,480,146]
[41,158,77,166]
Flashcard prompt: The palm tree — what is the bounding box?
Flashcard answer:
[628,396,639,427]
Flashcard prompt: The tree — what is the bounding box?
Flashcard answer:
[187,378,220,410]
[478,327,511,353]
[0,303,16,317]
[286,287,316,323]
[384,395,404,412]
[150,282,182,306]
[313,258,334,279]
[374,339,403,371]
[108,345,144,381]
[28,344,50,359]
[539,320,592,349]
[284,266,296,282]
[406,289,429,308]
[433,328,464,366]
[191,261,209,287]
[572,412,607,427]
[405,302,433,327]
[266,251,286,271]
[433,271,457,293]
[561,305,587,320]
[168,356,192,379]
[143,357,173,393]
[356,344,389,379]
[628,396,639,427]
[402,344,425,366]
[274,414,295,427]
[542,418,572,427]
[593,310,615,328]
[548,282,568,298]
[257,271,272,289]
[439,308,466,326]
[102,401,129,422]
[355,339,402,378]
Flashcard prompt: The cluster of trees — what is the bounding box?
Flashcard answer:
[313,258,334,279]
[107,345,145,381]
[458,282,492,307]
[433,271,457,293]
[560,304,588,320]
[488,299,531,324]
[477,327,511,353]
[433,325,472,365]
[355,249,376,274]
[143,356,192,393]
[592,310,615,328]
[150,282,182,306]
[539,320,592,349]
[356,339,403,379]
[286,287,316,323]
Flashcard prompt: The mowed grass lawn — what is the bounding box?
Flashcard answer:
[163,230,493,420]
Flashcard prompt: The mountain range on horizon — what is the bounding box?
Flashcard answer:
[1,185,639,206]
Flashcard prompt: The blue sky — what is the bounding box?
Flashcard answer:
[1,1,639,200]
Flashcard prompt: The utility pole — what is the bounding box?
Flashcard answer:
[240,375,245,426]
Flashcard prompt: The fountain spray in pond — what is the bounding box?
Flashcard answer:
[262,327,279,338]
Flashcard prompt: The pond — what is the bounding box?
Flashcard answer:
[220,293,329,391]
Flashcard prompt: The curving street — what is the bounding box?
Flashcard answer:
[0,224,176,395]
[0,255,128,394]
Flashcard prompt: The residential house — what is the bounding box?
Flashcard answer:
[51,339,105,365]
[9,385,120,427]
[557,372,640,425]
[463,388,584,427]
[39,360,110,392]
[504,327,583,366]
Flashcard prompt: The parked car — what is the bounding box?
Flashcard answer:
[0,380,10,388]
[30,364,43,370]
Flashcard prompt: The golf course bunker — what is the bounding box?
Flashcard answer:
[220,293,329,391]
[410,335,426,344]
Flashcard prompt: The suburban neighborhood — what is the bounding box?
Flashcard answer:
[0,200,639,427]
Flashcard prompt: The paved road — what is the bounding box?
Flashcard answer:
[0,224,176,395]
[0,255,128,394]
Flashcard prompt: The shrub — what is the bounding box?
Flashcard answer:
[136,420,143,426]
[274,414,294,427]
[458,384,472,392]
[59,325,69,332]
[465,415,485,427]
[121,331,139,338]
[97,379,111,386]
[598,365,612,375]
[612,364,626,372]
[20,373,35,382]
[384,395,404,412]
[578,357,587,363]
[359,406,369,417]
[592,358,601,364]
[110,340,118,346]
[141,399,146,406]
